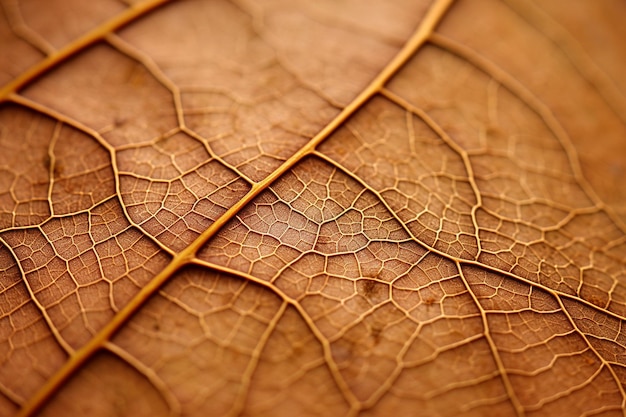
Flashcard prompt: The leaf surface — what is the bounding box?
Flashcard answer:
[1,0,625,416]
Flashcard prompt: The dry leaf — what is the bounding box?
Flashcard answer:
[1,0,626,416]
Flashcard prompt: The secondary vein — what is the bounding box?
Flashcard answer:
[16,0,454,415]
[0,0,170,102]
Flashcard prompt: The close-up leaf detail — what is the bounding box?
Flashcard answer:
[1,0,625,416]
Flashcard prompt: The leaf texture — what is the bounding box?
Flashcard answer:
[1,0,625,416]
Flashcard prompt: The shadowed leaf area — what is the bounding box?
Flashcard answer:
[1,0,626,416]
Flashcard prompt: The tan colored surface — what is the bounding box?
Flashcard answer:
[0,0,625,416]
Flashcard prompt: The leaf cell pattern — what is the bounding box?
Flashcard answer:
[0,0,625,416]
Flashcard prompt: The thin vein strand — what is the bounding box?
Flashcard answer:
[16,0,454,415]
[0,0,171,101]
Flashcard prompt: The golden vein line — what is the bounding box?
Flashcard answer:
[1,0,55,55]
[0,236,74,356]
[6,93,178,259]
[314,150,626,325]
[17,1,454,415]
[191,258,361,411]
[457,262,526,417]
[0,387,22,409]
[555,297,626,413]
[103,342,182,416]
[501,0,626,125]
[0,0,171,101]
[226,302,288,417]
[16,256,183,417]
[428,32,626,235]
[379,87,484,256]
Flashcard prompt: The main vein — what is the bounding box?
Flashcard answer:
[0,0,170,102]
[17,0,454,415]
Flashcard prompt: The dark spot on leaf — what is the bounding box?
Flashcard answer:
[587,295,606,309]
[42,154,51,171]
[53,161,65,177]
[370,324,383,345]
[423,296,436,306]
[114,116,127,127]
[360,279,378,297]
